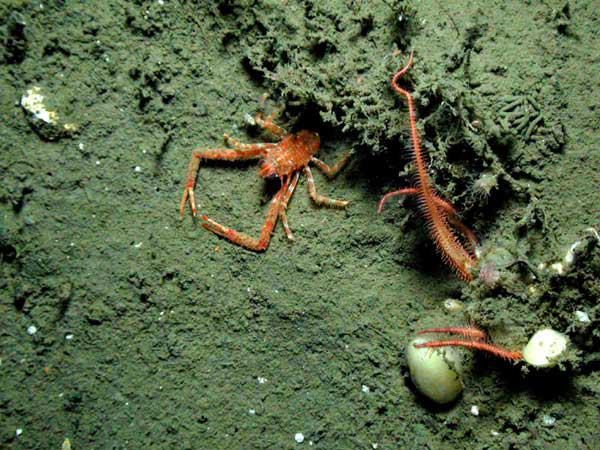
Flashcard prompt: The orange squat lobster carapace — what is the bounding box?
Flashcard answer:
[180,107,351,251]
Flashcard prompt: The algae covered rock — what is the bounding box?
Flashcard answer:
[20,86,78,141]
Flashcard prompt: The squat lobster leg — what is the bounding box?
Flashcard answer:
[310,154,351,177]
[305,166,349,208]
[255,109,287,138]
[201,177,291,251]
[279,171,300,240]
[180,146,264,217]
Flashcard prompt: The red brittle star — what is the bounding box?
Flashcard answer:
[378,51,478,281]
[415,326,523,361]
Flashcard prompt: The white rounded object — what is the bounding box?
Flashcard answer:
[406,337,464,404]
[522,329,568,368]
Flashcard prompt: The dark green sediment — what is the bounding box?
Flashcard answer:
[1,1,598,448]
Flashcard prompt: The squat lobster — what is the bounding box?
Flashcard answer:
[179,106,351,251]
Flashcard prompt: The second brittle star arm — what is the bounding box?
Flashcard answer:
[180,146,265,217]
[377,187,479,258]
[377,187,479,256]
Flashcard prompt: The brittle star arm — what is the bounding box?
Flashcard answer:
[201,176,291,252]
[377,187,479,257]
[304,166,349,208]
[180,145,267,217]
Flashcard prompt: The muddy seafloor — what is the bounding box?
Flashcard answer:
[1,1,599,448]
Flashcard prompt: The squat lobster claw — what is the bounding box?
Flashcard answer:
[180,106,351,251]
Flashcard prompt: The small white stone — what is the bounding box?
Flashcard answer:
[528,286,537,295]
[78,142,84,150]
[95,160,100,165]
[443,299,464,313]
[134,166,141,172]
[550,262,564,274]
[257,377,267,384]
[294,433,304,443]
[564,241,580,265]
[542,415,556,427]
[65,334,74,340]
[371,444,378,449]
[523,329,568,368]
[134,242,143,248]
[361,384,370,393]
[16,428,23,436]
[574,310,590,323]
[470,405,480,416]
[27,325,37,335]
[248,409,256,415]
[491,431,499,436]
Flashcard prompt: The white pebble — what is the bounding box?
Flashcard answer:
[248,409,256,415]
[134,166,141,172]
[361,384,370,393]
[542,415,556,427]
[16,428,23,436]
[523,329,568,368]
[65,334,74,340]
[470,405,480,416]
[443,298,464,313]
[27,325,37,335]
[257,377,267,384]
[564,241,580,264]
[294,433,304,443]
[95,160,100,165]
[575,310,590,323]
[550,262,564,274]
